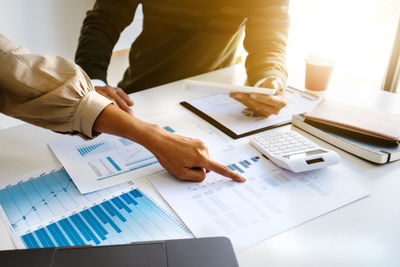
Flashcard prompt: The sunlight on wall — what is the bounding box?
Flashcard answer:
[286,0,400,91]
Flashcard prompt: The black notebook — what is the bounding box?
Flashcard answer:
[292,114,400,164]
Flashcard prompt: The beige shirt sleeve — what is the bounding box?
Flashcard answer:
[0,34,112,138]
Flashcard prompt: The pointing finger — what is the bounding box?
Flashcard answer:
[203,159,246,182]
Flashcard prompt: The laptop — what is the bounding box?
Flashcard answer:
[0,237,239,267]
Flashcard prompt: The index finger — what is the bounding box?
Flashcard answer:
[203,159,247,182]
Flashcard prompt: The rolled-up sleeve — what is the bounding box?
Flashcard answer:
[244,0,289,87]
[0,34,112,138]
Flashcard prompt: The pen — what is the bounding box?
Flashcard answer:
[286,86,320,100]
[184,79,276,95]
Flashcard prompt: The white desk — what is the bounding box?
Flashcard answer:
[0,64,399,267]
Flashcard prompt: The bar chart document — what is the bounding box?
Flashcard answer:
[0,167,192,249]
[49,133,164,194]
[149,145,369,252]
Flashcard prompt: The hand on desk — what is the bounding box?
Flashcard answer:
[230,76,286,117]
[95,85,134,115]
[93,104,247,183]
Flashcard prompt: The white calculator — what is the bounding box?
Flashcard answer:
[250,130,340,172]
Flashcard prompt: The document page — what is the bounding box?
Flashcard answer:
[49,111,233,194]
[49,134,163,194]
[149,145,369,252]
[0,167,192,249]
[184,90,320,136]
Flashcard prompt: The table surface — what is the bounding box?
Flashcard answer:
[0,64,399,267]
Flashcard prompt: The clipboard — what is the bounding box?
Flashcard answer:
[180,101,289,139]
[180,92,321,139]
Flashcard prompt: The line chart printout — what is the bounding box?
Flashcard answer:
[48,132,166,194]
[149,145,369,252]
[0,168,193,249]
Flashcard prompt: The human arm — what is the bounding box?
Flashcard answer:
[231,0,289,117]
[94,84,134,115]
[75,0,140,84]
[0,34,244,182]
[93,104,246,182]
[0,33,112,138]
[75,0,138,114]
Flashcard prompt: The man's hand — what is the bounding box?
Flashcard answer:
[230,77,287,117]
[93,104,246,183]
[95,85,134,115]
[148,125,247,183]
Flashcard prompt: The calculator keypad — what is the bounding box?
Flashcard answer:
[251,131,317,156]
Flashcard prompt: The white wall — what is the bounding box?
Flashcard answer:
[0,0,142,61]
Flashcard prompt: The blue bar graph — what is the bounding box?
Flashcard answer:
[231,163,244,173]
[19,189,192,249]
[59,219,85,246]
[225,156,261,174]
[125,156,156,167]
[77,142,113,157]
[97,158,159,181]
[101,201,126,222]
[0,167,191,249]
[227,165,235,171]
[239,161,248,168]
[81,210,107,240]
[0,168,129,233]
[22,233,39,249]
[34,228,54,247]
[107,157,121,171]
[48,223,70,247]
[111,197,132,213]
[70,214,99,244]
[92,206,121,233]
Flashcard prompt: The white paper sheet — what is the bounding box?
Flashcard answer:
[49,134,163,194]
[49,111,234,194]
[148,145,369,252]
[0,167,192,249]
[185,90,320,135]
[143,110,235,155]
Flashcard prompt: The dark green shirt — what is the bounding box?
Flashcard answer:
[75,0,289,93]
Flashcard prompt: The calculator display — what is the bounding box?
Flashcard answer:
[283,149,327,160]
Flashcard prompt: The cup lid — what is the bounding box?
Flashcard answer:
[305,53,335,66]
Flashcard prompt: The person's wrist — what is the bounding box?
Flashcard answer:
[261,76,285,93]
[91,79,107,87]
[255,76,284,90]
[129,122,169,153]
[254,77,268,88]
